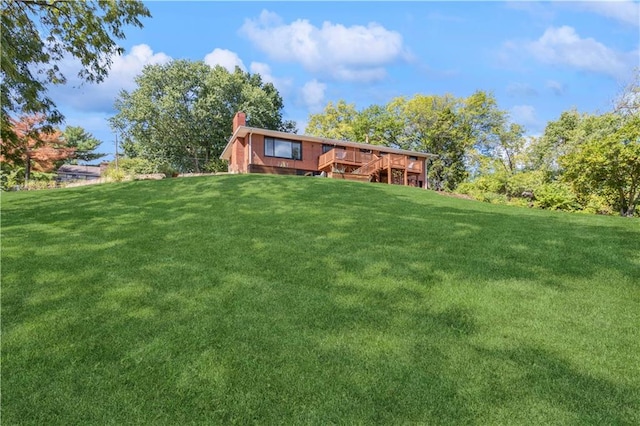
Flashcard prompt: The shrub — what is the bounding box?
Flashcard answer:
[117,157,157,175]
[203,159,228,173]
[583,194,615,216]
[103,167,127,182]
[1,167,23,191]
[505,171,545,199]
[534,182,580,211]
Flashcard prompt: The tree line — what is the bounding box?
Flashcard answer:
[304,74,639,217]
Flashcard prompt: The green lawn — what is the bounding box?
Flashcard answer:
[2,174,639,424]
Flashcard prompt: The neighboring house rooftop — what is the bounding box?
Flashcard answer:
[57,164,102,181]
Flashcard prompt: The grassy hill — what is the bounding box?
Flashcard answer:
[2,174,639,424]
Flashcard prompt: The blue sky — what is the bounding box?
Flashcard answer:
[52,1,640,160]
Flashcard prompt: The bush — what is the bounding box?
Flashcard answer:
[455,182,476,196]
[506,171,545,199]
[479,192,508,205]
[1,167,23,191]
[156,163,178,178]
[471,174,508,194]
[203,159,228,173]
[23,179,58,190]
[103,167,127,182]
[583,194,615,215]
[117,157,158,175]
[534,182,580,211]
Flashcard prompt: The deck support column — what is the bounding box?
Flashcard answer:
[388,165,392,184]
[403,168,408,186]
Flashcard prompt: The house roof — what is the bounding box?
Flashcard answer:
[57,165,101,177]
[220,126,438,161]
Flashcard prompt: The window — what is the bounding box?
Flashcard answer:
[322,144,345,153]
[409,156,418,160]
[265,138,302,160]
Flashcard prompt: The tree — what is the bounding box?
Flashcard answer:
[461,90,506,157]
[613,68,639,118]
[529,109,583,176]
[306,91,508,191]
[0,114,73,181]
[1,0,151,142]
[394,94,474,191]
[352,104,404,147]
[63,126,106,164]
[562,114,640,216]
[306,100,359,141]
[111,61,295,172]
[306,101,404,147]
[493,123,526,174]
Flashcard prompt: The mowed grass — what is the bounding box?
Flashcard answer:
[2,174,639,424]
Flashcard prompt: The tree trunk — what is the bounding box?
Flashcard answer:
[24,153,31,183]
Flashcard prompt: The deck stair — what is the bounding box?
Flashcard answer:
[352,155,384,176]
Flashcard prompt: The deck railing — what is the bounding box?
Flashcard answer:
[318,149,375,170]
[319,149,423,174]
[352,156,383,175]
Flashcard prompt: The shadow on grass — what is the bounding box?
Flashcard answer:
[2,174,639,423]
[473,345,640,424]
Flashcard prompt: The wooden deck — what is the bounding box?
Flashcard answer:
[318,149,376,170]
[318,148,424,185]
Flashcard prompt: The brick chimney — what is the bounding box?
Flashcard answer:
[232,112,246,132]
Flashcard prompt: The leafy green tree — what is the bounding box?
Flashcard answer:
[63,126,106,164]
[461,90,506,156]
[306,101,403,146]
[1,0,151,143]
[111,61,295,172]
[394,94,470,190]
[562,114,640,216]
[494,123,526,174]
[306,100,359,141]
[529,109,583,176]
[307,91,508,191]
[352,104,404,147]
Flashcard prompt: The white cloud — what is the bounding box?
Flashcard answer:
[576,0,640,27]
[546,80,566,96]
[204,48,246,72]
[249,62,273,82]
[249,61,293,95]
[526,26,632,79]
[300,79,327,111]
[506,82,538,97]
[240,10,410,82]
[52,44,172,113]
[511,105,538,128]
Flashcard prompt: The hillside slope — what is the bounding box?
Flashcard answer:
[2,175,639,424]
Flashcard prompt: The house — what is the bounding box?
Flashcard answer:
[56,162,109,182]
[220,112,437,188]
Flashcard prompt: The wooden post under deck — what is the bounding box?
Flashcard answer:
[403,167,408,186]
[387,164,391,184]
